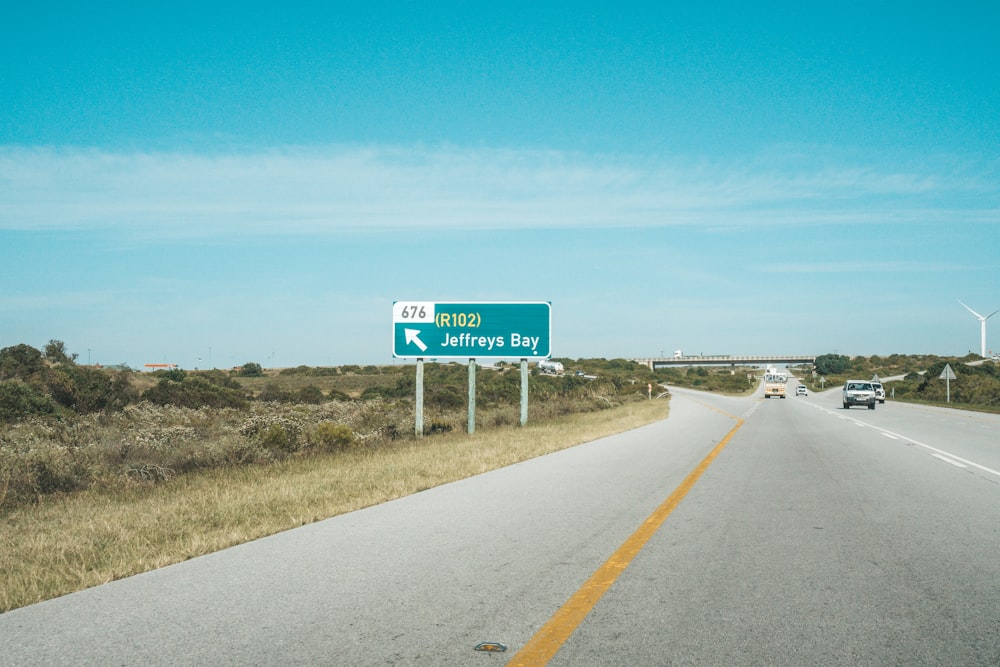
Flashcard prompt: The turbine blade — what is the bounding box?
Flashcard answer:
[957,299,984,319]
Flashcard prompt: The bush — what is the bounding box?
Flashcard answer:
[360,377,413,400]
[428,385,465,408]
[258,382,292,403]
[198,369,243,390]
[0,357,684,511]
[142,376,249,409]
[43,339,76,364]
[297,385,325,404]
[427,420,453,435]
[46,364,121,413]
[0,443,93,508]
[239,415,302,452]
[327,388,353,401]
[260,424,296,451]
[0,381,56,422]
[239,362,264,377]
[0,344,47,381]
[815,354,851,376]
[159,368,186,382]
[309,422,354,451]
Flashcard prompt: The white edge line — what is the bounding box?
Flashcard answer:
[825,407,1000,479]
[931,453,968,469]
[878,427,1000,479]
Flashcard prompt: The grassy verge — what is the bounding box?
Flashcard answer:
[1,398,668,613]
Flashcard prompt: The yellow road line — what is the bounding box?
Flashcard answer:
[506,414,745,666]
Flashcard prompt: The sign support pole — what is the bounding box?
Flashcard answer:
[939,363,956,404]
[520,358,528,426]
[468,358,476,434]
[415,358,424,437]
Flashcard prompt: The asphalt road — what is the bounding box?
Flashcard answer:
[1,383,998,666]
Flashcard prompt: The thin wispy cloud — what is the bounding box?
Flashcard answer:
[757,261,977,274]
[2,145,994,238]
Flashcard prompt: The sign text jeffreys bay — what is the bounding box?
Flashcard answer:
[392,302,552,359]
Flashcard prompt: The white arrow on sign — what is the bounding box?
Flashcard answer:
[405,328,428,352]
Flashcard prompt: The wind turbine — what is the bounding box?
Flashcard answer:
[957,300,1000,358]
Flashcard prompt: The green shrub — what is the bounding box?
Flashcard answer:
[43,339,77,364]
[260,423,297,451]
[142,376,248,409]
[0,381,56,422]
[428,385,464,408]
[16,448,91,502]
[815,354,850,375]
[239,362,264,377]
[258,382,292,403]
[159,368,187,382]
[327,388,353,401]
[360,377,413,400]
[46,364,120,413]
[297,385,325,404]
[198,369,243,389]
[309,422,354,451]
[0,344,47,381]
[239,415,302,453]
[427,420,453,434]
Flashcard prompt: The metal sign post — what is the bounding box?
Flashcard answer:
[520,359,528,426]
[393,302,552,434]
[415,358,424,437]
[939,363,957,403]
[468,358,476,434]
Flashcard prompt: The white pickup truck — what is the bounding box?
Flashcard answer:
[843,380,876,409]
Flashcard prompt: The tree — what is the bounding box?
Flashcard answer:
[0,380,55,422]
[239,362,264,377]
[0,344,46,381]
[43,339,77,364]
[814,353,850,376]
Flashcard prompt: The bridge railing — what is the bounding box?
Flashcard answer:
[632,355,816,369]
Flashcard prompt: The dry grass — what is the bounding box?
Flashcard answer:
[0,398,668,613]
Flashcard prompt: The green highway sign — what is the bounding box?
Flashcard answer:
[392,301,551,359]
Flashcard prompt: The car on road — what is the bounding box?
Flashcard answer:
[843,380,876,409]
[872,382,885,404]
[795,384,808,396]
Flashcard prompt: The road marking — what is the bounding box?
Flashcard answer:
[824,407,1000,480]
[506,412,744,666]
[880,429,1000,479]
[931,453,968,469]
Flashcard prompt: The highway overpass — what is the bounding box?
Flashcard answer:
[634,355,816,370]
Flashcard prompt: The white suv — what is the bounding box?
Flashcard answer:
[872,382,885,404]
[843,380,876,410]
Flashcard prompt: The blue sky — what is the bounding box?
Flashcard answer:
[2,2,998,369]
